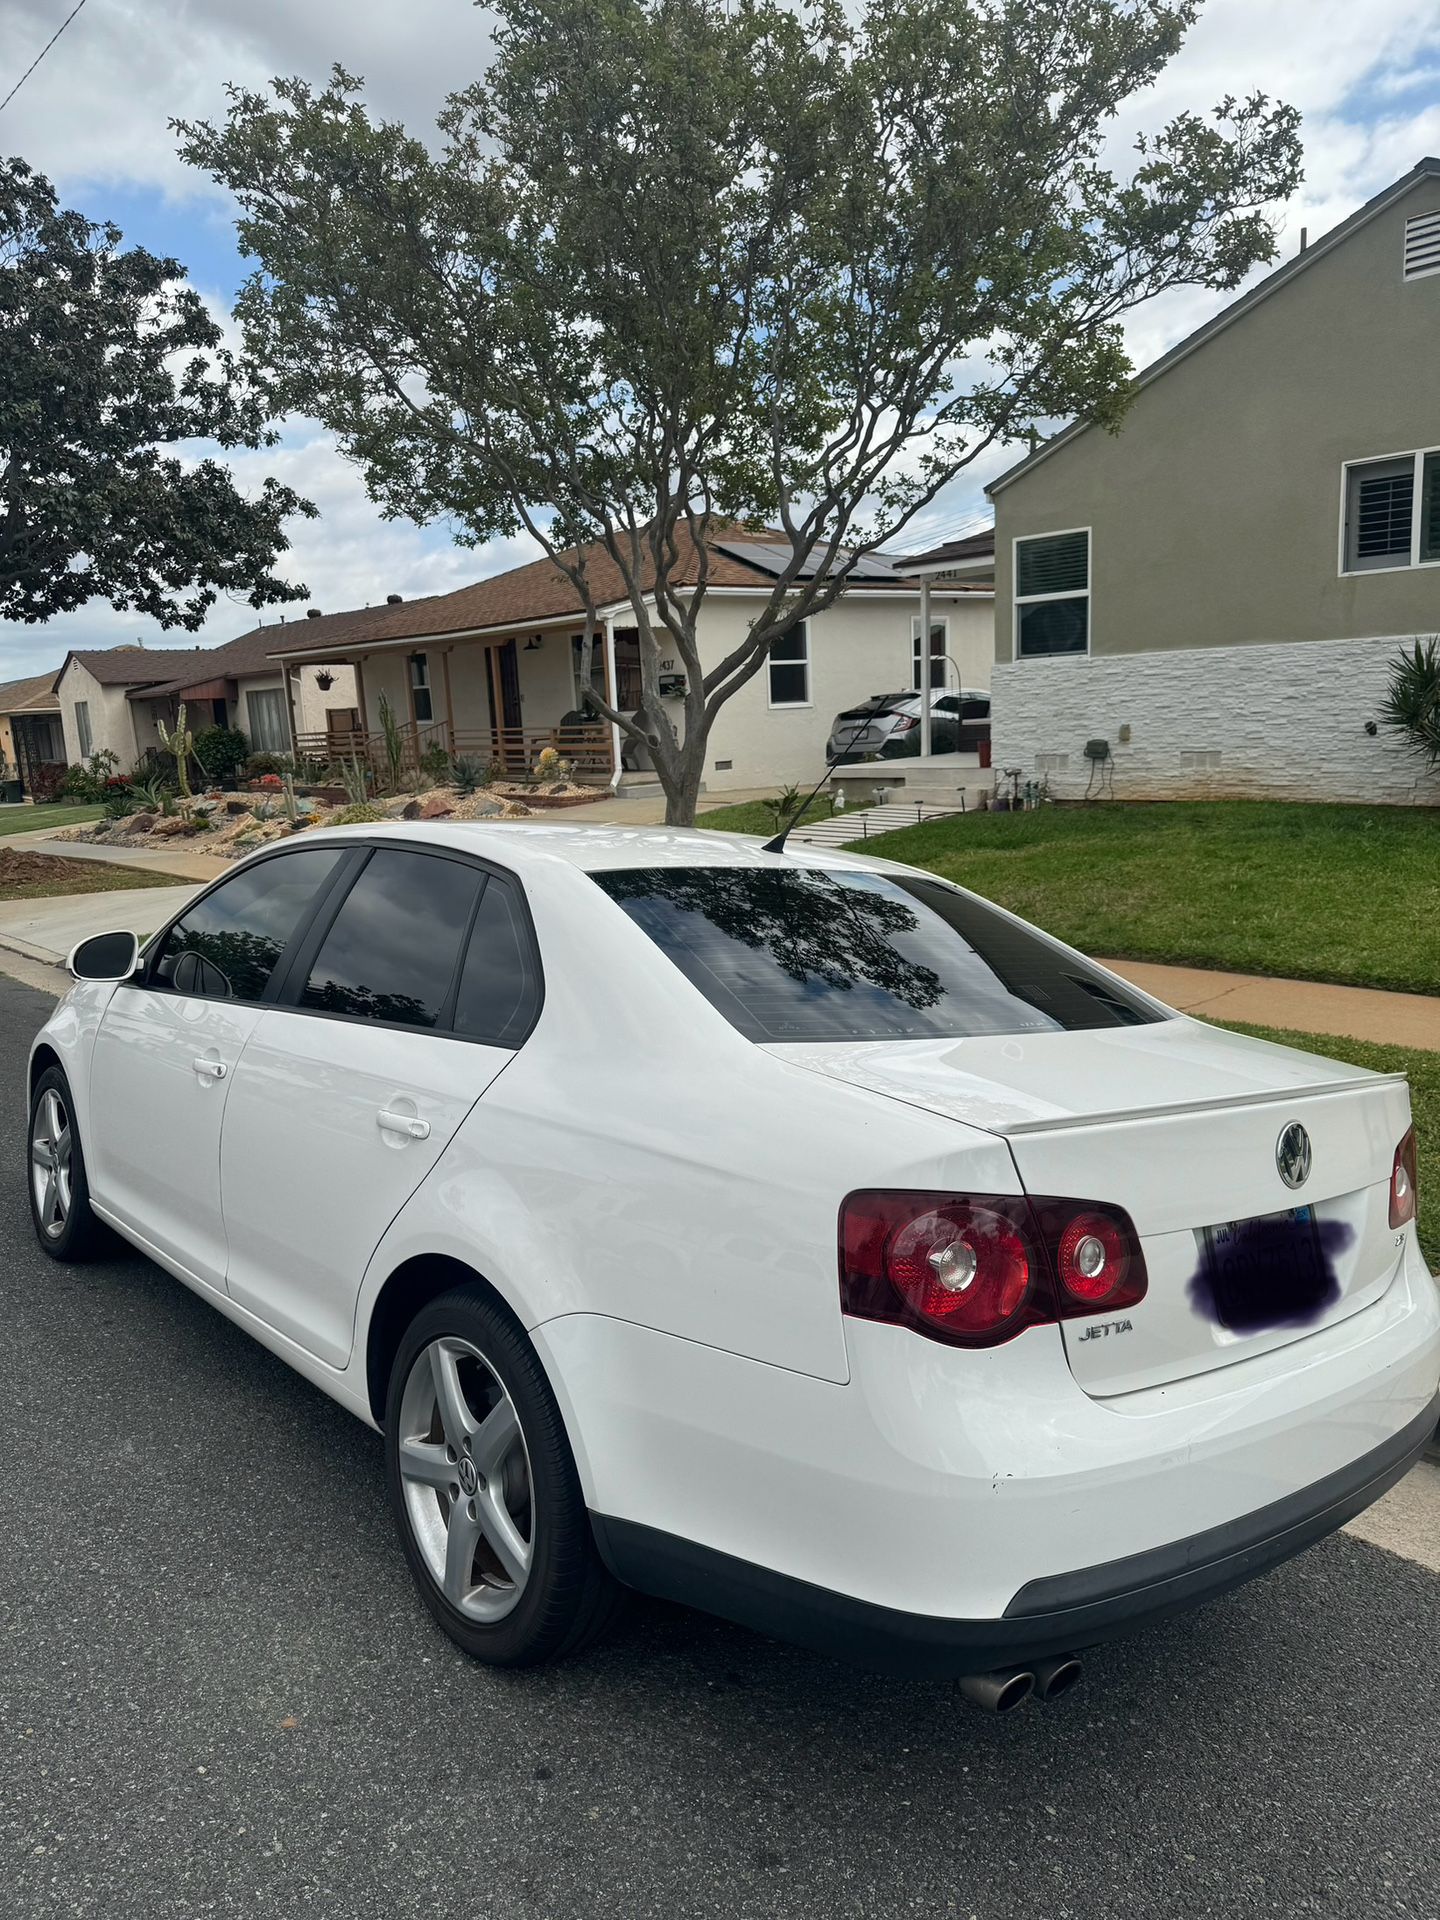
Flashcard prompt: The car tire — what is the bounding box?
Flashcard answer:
[27,1064,114,1262]
[384,1285,623,1667]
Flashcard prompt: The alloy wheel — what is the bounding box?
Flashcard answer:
[30,1087,73,1241]
[396,1336,535,1622]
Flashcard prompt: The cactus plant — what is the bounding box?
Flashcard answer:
[156,703,194,800]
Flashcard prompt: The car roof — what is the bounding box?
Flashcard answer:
[294,819,910,877]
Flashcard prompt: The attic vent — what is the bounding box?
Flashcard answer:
[306,607,323,619]
[387,593,404,604]
[1403,209,1440,280]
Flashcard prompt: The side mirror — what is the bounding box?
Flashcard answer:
[67,930,141,983]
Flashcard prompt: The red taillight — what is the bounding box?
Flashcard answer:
[840,1191,1147,1348]
[1390,1127,1418,1228]
[891,714,919,731]
[1055,1209,1131,1304]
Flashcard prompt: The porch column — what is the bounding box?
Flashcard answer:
[440,648,456,755]
[604,615,622,789]
[283,666,300,760]
[919,577,932,758]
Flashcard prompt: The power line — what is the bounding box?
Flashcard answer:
[0,0,93,118]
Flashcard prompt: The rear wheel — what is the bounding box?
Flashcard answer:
[384,1286,621,1665]
[28,1066,111,1261]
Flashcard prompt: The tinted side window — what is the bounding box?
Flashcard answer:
[453,877,540,1044]
[300,849,481,1029]
[153,849,344,1003]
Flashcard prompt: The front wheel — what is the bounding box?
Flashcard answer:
[28,1065,112,1261]
[384,1286,621,1666]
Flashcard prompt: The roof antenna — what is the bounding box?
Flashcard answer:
[761,687,899,854]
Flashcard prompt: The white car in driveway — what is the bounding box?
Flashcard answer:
[27,824,1440,1708]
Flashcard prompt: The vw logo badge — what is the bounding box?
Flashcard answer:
[1276,1121,1312,1190]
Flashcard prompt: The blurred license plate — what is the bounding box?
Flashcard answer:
[1201,1205,1325,1332]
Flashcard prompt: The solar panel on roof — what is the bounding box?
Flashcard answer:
[714,541,901,583]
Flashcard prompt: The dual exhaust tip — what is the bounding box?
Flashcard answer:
[959,1654,1083,1713]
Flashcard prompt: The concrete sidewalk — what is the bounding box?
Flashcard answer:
[1102,957,1440,1052]
[0,883,199,968]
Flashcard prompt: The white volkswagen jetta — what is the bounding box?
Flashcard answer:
[27,824,1440,1708]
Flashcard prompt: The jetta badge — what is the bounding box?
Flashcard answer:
[1276,1121,1312,1190]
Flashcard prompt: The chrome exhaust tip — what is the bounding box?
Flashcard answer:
[1032,1654,1084,1701]
[958,1667,1035,1713]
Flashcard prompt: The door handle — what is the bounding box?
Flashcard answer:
[192,1058,227,1081]
[377,1109,430,1141]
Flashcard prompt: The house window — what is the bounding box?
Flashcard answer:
[1342,450,1440,572]
[1014,530,1090,657]
[1403,210,1440,281]
[911,616,949,691]
[767,622,809,707]
[409,653,433,723]
[246,687,289,754]
[74,700,92,759]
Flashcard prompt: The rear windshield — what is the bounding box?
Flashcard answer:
[591,866,1164,1043]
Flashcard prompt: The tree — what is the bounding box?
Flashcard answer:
[1379,637,1440,770]
[0,158,315,628]
[177,0,1302,824]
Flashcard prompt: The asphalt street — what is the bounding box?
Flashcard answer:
[2,969,1438,1920]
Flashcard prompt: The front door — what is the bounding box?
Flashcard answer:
[85,846,351,1288]
[219,847,538,1365]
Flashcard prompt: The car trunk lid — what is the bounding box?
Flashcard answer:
[765,1020,1412,1396]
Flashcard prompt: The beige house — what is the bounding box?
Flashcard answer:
[987,156,1440,803]
[54,634,355,774]
[268,528,993,794]
[0,671,66,797]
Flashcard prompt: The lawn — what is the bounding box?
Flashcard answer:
[0,803,105,839]
[848,801,1440,996]
[697,793,837,836]
[1216,1023,1439,1271]
[0,850,179,903]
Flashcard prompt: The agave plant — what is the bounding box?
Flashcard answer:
[1379,637,1440,767]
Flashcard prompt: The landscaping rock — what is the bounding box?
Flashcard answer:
[402,799,424,819]
[420,797,455,819]
[224,799,250,816]
[128,812,158,834]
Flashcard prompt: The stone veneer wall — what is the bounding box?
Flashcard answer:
[990,634,1440,806]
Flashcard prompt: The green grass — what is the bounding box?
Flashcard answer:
[1216,1022,1439,1271]
[0,803,105,838]
[850,801,1440,996]
[696,793,837,837]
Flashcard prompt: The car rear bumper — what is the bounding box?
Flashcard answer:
[591,1393,1438,1675]
[535,1244,1440,1672]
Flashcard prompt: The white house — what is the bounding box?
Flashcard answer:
[267,526,994,795]
[54,633,357,773]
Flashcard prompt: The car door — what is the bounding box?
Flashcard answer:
[85,845,353,1288]
[218,845,542,1367]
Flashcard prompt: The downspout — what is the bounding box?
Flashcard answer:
[919,577,933,758]
[605,615,623,791]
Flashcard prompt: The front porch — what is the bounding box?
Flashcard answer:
[286,623,640,786]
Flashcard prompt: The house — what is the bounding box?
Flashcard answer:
[0,671,66,797]
[53,633,356,774]
[267,526,993,794]
[986,156,1440,803]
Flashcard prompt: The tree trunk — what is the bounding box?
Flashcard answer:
[662,751,706,826]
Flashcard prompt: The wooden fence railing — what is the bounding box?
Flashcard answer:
[293,720,613,783]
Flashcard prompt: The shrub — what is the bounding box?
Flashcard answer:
[61,747,122,802]
[1380,637,1440,768]
[326,800,387,825]
[450,756,488,794]
[420,741,452,785]
[244,751,286,778]
[192,725,250,788]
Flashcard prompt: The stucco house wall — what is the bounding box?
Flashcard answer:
[56,662,142,768]
[989,163,1440,803]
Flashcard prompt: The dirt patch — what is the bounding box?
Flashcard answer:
[0,849,177,902]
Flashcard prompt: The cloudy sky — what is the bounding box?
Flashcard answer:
[2,0,1438,678]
